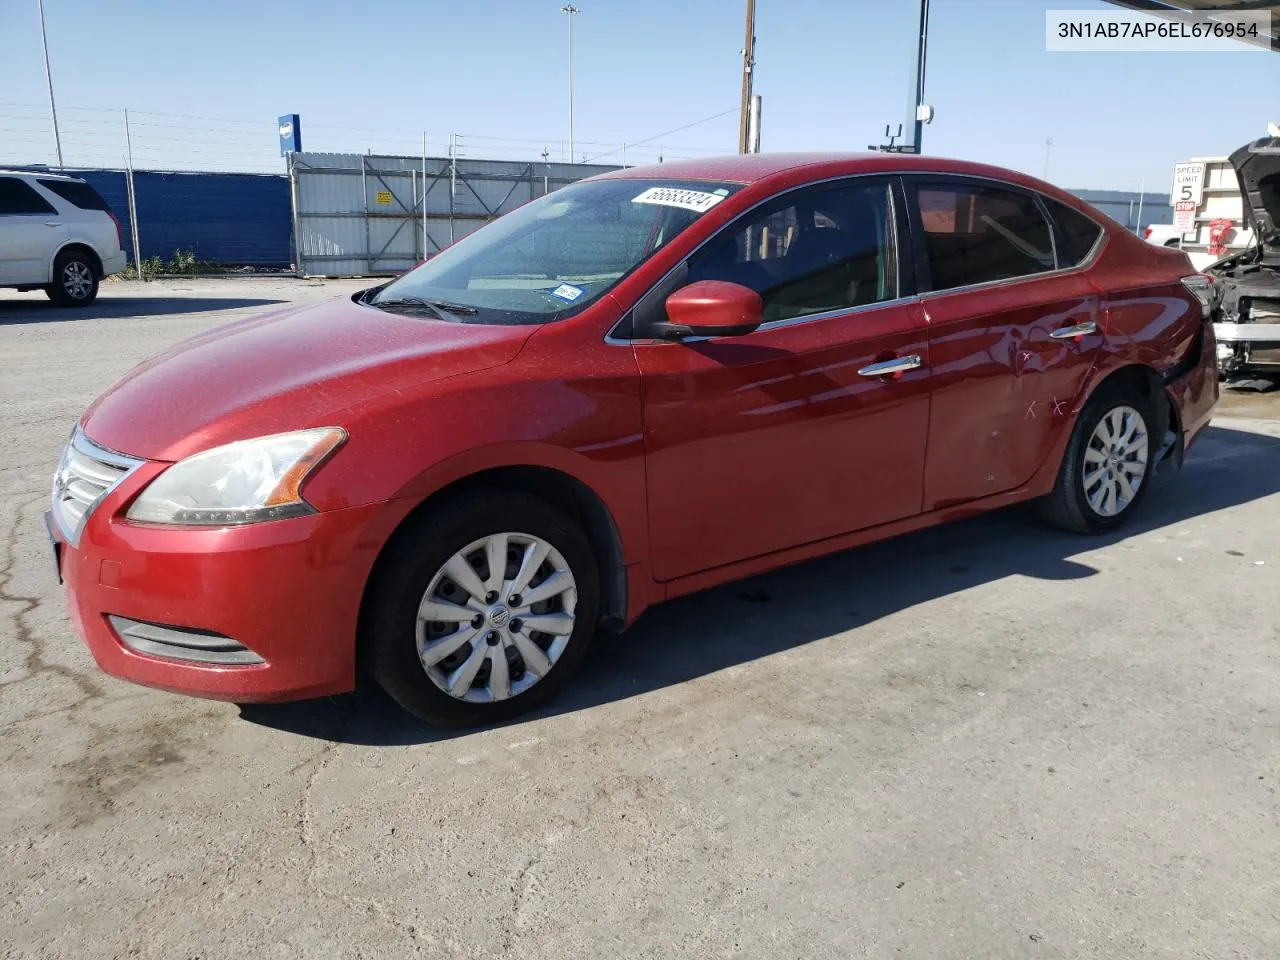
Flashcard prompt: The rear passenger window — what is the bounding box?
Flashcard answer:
[0,177,57,216]
[37,178,112,212]
[1044,199,1103,267]
[913,181,1055,292]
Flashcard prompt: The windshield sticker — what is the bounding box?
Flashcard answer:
[549,283,585,302]
[631,187,727,214]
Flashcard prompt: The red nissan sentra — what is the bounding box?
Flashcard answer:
[47,153,1219,727]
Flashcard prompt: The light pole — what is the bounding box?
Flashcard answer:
[37,0,64,168]
[905,0,930,154]
[1043,137,1053,180]
[561,4,579,163]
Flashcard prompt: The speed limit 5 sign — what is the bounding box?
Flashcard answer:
[1171,162,1206,206]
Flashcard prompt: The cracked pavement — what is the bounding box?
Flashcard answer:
[2,279,1280,959]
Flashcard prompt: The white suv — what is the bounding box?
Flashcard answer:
[0,170,128,307]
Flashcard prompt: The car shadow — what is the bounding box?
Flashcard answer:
[239,421,1280,746]
[0,297,286,324]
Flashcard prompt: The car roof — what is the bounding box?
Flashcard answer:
[0,168,84,181]
[591,151,1062,195]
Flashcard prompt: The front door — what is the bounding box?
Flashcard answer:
[634,177,931,582]
[0,177,64,284]
[904,176,1106,510]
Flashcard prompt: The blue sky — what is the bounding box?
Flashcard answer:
[1,0,1276,190]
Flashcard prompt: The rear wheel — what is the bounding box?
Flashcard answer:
[362,489,600,727]
[1037,384,1156,534]
[45,250,99,307]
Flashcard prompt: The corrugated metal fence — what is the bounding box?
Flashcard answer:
[288,152,621,278]
[285,158,1177,278]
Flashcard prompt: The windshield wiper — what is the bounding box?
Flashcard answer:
[419,298,478,316]
[369,296,441,315]
[370,295,479,319]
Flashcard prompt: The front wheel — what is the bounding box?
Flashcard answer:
[45,251,99,307]
[362,489,601,727]
[1037,385,1156,534]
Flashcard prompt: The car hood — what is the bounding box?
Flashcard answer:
[80,294,537,462]
[1229,136,1280,247]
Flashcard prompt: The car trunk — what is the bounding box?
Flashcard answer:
[1206,136,1280,378]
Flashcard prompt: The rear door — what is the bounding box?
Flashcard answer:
[0,177,66,284]
[36,178,120,258]
[634,176,931,581]
[904,175,1106,510]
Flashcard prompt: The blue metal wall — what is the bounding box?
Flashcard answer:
[16,167,292,267]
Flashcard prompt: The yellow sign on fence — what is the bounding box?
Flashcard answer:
[374,191,393,205]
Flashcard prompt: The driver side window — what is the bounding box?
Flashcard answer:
[686,180,899,323]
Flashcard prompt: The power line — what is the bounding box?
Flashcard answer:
[583,108,737,163]
[1,96,735,172]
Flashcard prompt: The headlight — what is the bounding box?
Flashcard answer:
[125,427,346,526]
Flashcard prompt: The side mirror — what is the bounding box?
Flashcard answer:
[653,280,764,340]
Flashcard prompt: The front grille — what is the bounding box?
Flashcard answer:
[51,429,143,546]
[107,616,265,666]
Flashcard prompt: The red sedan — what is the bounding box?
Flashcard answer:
[48,152,1219,726]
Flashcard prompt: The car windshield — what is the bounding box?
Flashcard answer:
[367,178,744,324]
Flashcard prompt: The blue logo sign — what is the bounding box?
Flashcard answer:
[278,114,302,156]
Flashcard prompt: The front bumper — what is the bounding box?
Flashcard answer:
[50,463,387,703]
[1214,321,1280,344]
[1214,322,1280,375]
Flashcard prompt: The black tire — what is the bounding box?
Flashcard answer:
[1036,382,1157,534]
[361,487,601,727]
[45,250,99,307]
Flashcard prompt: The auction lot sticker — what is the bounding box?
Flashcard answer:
[550,283,585,302]
[632,187,726,214]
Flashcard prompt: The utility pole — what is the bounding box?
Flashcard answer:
[37,0,64,168]
[1043,137,1053,180]
[561,5,579,163]
[737,0,756,154]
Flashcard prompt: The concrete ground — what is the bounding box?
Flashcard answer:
[2,278,1278,960]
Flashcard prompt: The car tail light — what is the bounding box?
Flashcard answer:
[1180,273,1217,319]
[1144,226,1153,239]
[108,211,125,252]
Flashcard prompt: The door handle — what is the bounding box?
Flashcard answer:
[44,221,62,227]
[858,354,922,377]
[1050,321,1097,339]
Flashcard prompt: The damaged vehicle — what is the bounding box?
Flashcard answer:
[1208,136,1280,383]
[48,152,1219,728]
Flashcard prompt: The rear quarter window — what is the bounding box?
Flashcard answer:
[37,179,112,212]
[1044,199,1104,267]
[0,177,57,215]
